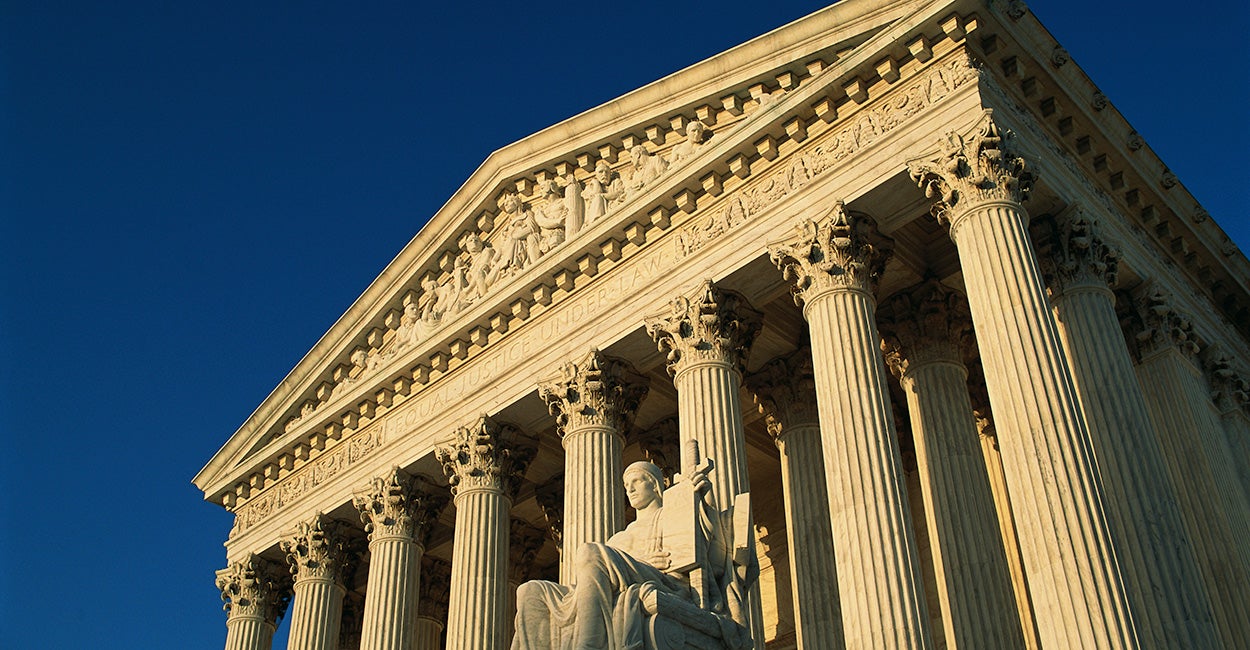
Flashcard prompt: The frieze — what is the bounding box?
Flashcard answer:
[676,54,979,258]
[224,30,983,526]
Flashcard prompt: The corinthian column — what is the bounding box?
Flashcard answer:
[415,557,450,650]
[645,280,765,648]
[436,415,536,650]
[907,110,1136,649]
[216,553,291,650]
[1206,349,1250,499]
[769,204,933,649]
[352,468,448,650]
[281,514,352,650]
[539,349,648,584]
[1123,287,1250,644]
[1036,208,1219,649]
[745,349,843,650]
[645,280,760,502]
[878,280,1024,650]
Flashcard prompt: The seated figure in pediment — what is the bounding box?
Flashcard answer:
[668,121,708,166]
[512,451,754,650]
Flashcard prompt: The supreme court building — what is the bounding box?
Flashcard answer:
[193,0,1250,648]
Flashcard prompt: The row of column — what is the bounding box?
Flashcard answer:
[216,110,1250,650]
[216,415,540,650]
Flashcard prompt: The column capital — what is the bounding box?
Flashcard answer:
[644,280,762,376]
[1204,345,1250,416]
[352,467,449,543]
[745,348,819,443]
[768,201,893,303]
[280,512,353,583]
[418,556,452,624]
[878,279,973,379]
[907,109,1038,231]
[538,349,649,437]
[1036,205,1121,296]
[1120,284,1201,362]
[215,553,291,624]
[435,415,536,499]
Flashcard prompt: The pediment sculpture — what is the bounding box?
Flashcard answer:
[512,442,755,650]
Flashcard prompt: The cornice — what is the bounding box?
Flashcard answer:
[195,0,985,510]
[192,0,923,495]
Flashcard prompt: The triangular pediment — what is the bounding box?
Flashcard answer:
[199,0,1250,513]
[194,0,949,502]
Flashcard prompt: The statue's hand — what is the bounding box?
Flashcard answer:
[648,550,672,571]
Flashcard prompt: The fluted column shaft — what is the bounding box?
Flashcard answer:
[646,281,765,648]
[225,616,276,650]
[282,514,352,650]
[1051,279,1219,648]
[674,360,749,502]
[770,203,931,649]
[946,201,1134,647]
[359,534,422,650]
[353,469,447,650]
[775,422,843,649]
[287,578,345,650]
[898,356,1024,649]
[975,425,1040,649]
[436,416,536,650]
[540,350,646,585]
[747,350,842,649]
[413,617,444,650]
[1135,347,1250,643]
[446,486,509,650]
[909,114,1137,647]
[560,426,623,582]
[805,288,933,649]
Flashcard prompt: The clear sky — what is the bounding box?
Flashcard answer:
[2,1,1247,648]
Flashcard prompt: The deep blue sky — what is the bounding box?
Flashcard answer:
[2,1,1246,648]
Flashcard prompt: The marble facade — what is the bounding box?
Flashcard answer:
[195,1,1250,648]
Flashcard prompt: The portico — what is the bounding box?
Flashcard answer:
[196,1,1250,648]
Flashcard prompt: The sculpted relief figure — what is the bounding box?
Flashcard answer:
[532,180,569,254]
[394,302,422,349]
[502,192,543,273]
[625,145,668,197]
[668,121,708,166]
[583,160,626,224]
[460,232,501,306]
[513,450,754,650]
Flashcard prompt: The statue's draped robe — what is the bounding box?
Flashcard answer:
[512,507,707,650]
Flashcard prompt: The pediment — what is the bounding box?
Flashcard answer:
[195,0,1250,516]
[193,0,950,501]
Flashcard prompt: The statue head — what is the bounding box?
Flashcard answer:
[630,145,648,165]
[594,160,613,183]
[623,461,665,510]
[684,121,706,142]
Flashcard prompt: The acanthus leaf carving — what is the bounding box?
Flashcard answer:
[644,280,762,376]
[768,201,893,304]
[534,476,565,549]
[635,417,680,486]
[280,512,353,583]
[1203,345,1250,416]
[878,279,973,378]
[1035,205,1121,295]
[744,347,819,442]
[352,466,449,543]
[538,349,649,437]
[435,414,536,498]
[215,553,292,624]
[1120,285,1201,361]
[509,519,547,583]
[907,109,1037,227]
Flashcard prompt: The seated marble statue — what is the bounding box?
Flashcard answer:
[512,458,753,650]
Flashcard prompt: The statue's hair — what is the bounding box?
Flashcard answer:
[623,461,665,494]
